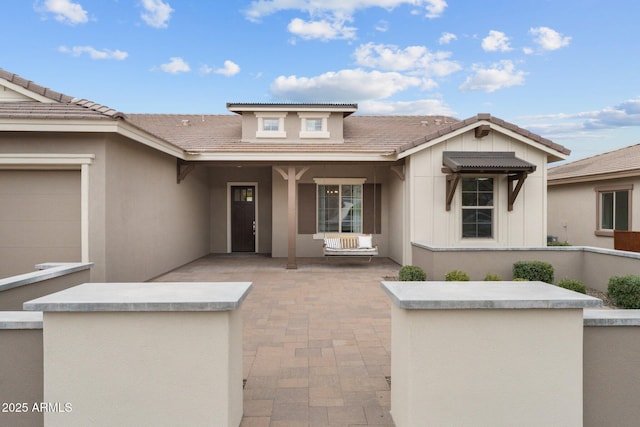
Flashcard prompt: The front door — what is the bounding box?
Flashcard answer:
[231,186,256,252]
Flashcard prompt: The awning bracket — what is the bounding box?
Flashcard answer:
[508,172,527,211]
[446,172,461,211]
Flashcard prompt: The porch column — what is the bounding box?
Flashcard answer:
[275,166,310,270]
[287,166,297,269]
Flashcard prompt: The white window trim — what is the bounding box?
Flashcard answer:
[314,177,366,185]
[595,184,633,236]
[255,112,287,138]
[298,112,330,139]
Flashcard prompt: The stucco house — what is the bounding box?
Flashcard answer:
[548,143,640,248]
[0,69,570,281]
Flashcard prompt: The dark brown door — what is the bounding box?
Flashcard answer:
[231,186,256,252]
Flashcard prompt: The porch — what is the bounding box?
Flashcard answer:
[153,254,401,427]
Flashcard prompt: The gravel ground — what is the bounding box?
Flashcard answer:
[586,288,618,308]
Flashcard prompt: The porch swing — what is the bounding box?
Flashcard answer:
[322,170,379,260]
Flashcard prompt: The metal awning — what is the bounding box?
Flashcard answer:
[443,151,537,173]
[442,151,536,212]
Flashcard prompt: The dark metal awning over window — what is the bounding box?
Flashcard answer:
[442,151,537,211]
[443,151,537,174]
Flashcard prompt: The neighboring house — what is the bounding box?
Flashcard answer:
[548,143,640,248]
[0,69,569,281]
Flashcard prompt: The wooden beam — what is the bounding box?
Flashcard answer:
[177,160,195,184]
[475,124,491,139]
[508,172,528,211]
[390,165,405,181]
[446,173,461,211]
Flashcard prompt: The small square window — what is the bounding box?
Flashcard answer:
[306,119,323,132]
[263,118,280,131]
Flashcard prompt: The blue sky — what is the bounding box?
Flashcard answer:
[2,0,639,162]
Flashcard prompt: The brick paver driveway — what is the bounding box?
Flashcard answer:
[154,254,400,427]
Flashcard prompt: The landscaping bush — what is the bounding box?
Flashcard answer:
[513,261,554,283]
[484,273,502,281]
[445,270,470,281]
[512,278,528,281]
[608,275,640,309]
[399,265,427,281]
[557,278,586,294]
[547,241,571,246]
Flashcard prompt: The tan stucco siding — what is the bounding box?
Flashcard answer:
[548,177,640,248]
[104,136,210,282]
[409,129,548,248]
[0,170,80,277]
[388,169,405,264]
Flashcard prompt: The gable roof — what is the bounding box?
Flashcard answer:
[1,68,570,163]
[548,143,640,184]
[0,68,125,119]
[396,113,570,159]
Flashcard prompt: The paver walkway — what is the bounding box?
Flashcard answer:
[154,254,400,427]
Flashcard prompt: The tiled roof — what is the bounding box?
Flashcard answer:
[0,69,125,119]
[548,143,640,182]
[124,114,460,154]
[396,113,570,156]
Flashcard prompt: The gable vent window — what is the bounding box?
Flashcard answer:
[299,112,330,138]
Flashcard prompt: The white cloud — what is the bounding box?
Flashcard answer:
[481,30,512,52]
[141,0,173,29]
[41,0,88,25]
[359,98,456,115]
[439,32,457,45]
[354,42,461,77]
[58,45,128,60]
[245,0,448,21]
[529,26,571,51]
[244,1,447,40]
[459,60,526,92]
[375,20,389,32]
[159,57,190,74]
[270,69,422,102]
[215,60,241,77]
[288,17,356,41]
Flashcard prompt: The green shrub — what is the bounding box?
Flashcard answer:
[484,273,502,281]
[445,270,470,281]
[513,261,554,283]
[608,275,640,309]
[547,241,571,246]
[399,265,427,281]
[512,278,529,281]
[557,278,586,294]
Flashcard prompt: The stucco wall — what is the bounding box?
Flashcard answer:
[0,328,43,427]
[387,168,405,264]
[271,164,390,258]
[104,135,210,282]
[548,177,640,248]
[584,325,640,427]
[408,129,548,248]
[412,243,640,292]
[209,166,273,254]
[240,112,344,142]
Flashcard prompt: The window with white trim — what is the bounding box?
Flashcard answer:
[255,113,287,138]
[597,186,631,233]
[461,177,494,238]
[316,179,363,233]
[298,112,330,138]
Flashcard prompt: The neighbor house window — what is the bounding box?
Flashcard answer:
[256,113,287,138]
[596,185,632,235]
[298,112,330,138]
[317,182,363,233]
[461,177,494,238]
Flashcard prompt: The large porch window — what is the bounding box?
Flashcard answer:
[317,183,363,233]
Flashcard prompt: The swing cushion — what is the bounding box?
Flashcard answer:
[358,235,373,249]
